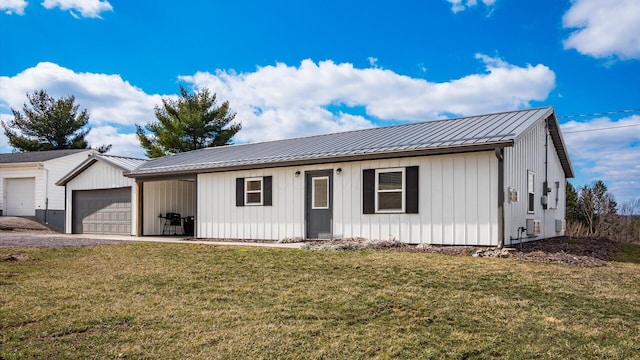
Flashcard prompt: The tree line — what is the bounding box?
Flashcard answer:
[567,180,640,243]
[1,86,241,158]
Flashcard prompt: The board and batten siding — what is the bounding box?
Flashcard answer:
[63,160,137,235]
[44,150,95,210]
[503,119,567,244]
[142,180,195,235]
[197,151,499,245]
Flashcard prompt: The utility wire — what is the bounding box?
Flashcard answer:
[563,123,640,134]
[557,108,640,119]
[558,108,640,134]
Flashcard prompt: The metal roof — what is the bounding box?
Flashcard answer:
[56,153,147,186]
[0,149,92,164]
[128,107,573,178]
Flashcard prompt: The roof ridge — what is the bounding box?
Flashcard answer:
[98,153,146,161]
[196,106,552,151]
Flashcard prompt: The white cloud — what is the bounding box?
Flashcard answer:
[41,0,112,18]
[563,0,640,60]
[179,56,555,143]
[0,62,161,156]
[446,0,496,13]
[1,56,554,160]
[0,0,27,15]
[561,115,640,202]
[0,62,161,126]
[86,125,146,158]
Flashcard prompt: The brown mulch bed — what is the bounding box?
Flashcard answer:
[304,237,619,266]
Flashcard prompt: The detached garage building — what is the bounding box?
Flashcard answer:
[0,149,95,230]
[56,153,146,235]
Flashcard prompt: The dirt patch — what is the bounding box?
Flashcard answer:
[0,216,56,232]
[0,253,35,261]
[303,237,618,266]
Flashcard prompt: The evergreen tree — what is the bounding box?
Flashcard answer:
[566,181,580,221]
[136,85,241,158]
[1,89,111,153]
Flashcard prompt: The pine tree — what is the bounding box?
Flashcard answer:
[1,89,110,152]
[136,86,241,158]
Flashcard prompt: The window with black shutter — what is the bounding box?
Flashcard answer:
[236,176,273,206]
[363,166,418,214]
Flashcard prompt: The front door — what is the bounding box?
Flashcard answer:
[305,170,333,239]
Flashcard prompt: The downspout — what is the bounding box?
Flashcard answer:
[44,167,49,224]
[543,118,549,210]
[495,147,505,248]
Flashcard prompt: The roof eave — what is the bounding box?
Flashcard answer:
[127,141,513,180]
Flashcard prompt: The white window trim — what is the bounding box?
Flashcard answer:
[245,177,263,206]
[311,176,329,210]
[375,168,405,213]
[527,170,535,214]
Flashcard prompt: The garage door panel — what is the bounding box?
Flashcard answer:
[6,178,36,216]
[72,188,131,235]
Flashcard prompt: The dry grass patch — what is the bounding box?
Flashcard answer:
[1,243,639,359]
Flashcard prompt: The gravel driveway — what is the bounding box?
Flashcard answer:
[0,231,122,247]
[0,216,121,247]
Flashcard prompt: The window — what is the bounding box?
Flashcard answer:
[527,170,535,213]
[236,176,272,206]
[376,168,405,212]
[363,167,418,214]
[245,178,263,205]
[312,176,329,209]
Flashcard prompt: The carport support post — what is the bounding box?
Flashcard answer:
[136,181,143,237]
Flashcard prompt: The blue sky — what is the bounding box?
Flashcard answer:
[1,0,639,203]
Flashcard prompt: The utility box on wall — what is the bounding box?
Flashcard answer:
[526,219,541,236]
[555,219,566,233]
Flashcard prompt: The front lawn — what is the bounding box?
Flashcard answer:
[1,243,639,359]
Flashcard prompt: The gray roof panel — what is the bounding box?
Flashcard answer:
[0,149,91,164]
[128,107,573,178]
[56,154,146,186]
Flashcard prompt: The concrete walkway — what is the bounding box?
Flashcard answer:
[33,232,305,249]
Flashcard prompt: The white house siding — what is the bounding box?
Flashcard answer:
[0,151,93,221]
[43,150,94,211]
[503,120,567,245]
[63,160,137,235]
[197,151,499,245]
[142,180,195,235]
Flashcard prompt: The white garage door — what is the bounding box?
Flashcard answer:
[72,188,131,235]
[6,178,36,216]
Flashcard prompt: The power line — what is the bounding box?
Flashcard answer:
[563,123,640,134]
[557,108,640,119]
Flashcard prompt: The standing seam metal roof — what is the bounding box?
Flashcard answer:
[0,149,92,164]
[128,107,573,178]
[56,154,147,186]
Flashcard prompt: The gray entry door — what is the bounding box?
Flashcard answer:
[72,187,131,235]
[305,170,333,239]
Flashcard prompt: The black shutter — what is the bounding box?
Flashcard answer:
[263,176,272,206]
[406,166,419,214]
[236,178,244,206]
[363,169,375,214]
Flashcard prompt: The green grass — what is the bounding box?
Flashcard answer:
[1,243,639,359]
[616,242,640,264]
